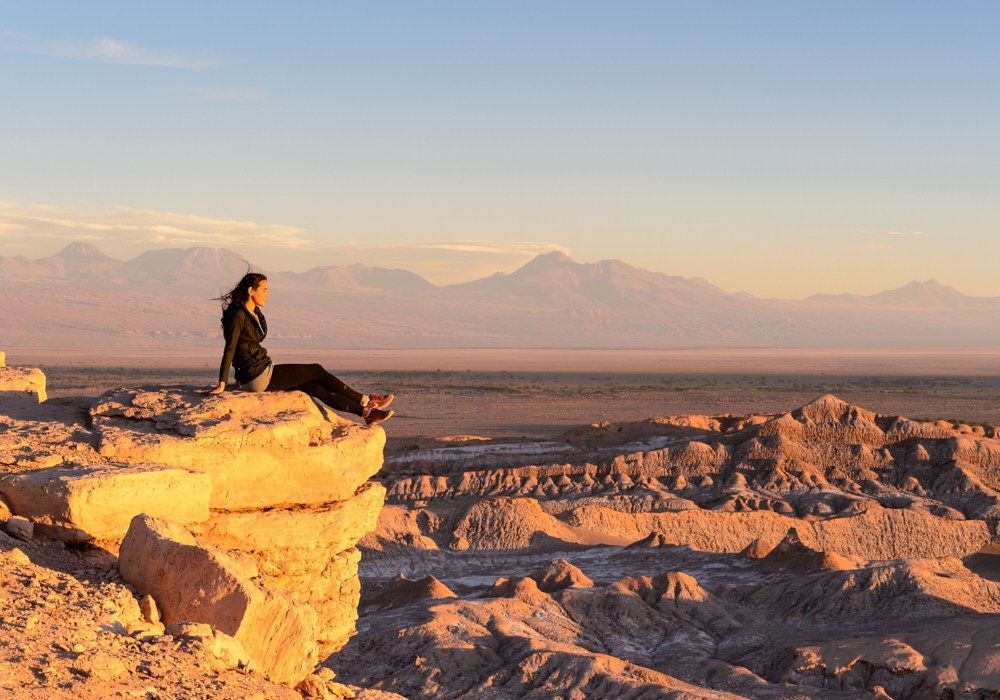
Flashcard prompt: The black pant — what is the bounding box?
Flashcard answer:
[266,364,365,415]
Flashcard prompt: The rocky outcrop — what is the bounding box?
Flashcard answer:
[0,360,46,403]
[90,388,384,509]
[120,515,317,685]
[193,480,386,653]
[86,386,387,662]
[347,393,1000,697]
[0,462,211,541]
[0,362,387,688]
[561,503,989,559]
[377,393,1000,563]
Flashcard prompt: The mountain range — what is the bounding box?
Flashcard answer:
[0,242,997,349]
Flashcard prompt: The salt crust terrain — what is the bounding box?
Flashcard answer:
[336,387,1000,699]
[0,354,402,700]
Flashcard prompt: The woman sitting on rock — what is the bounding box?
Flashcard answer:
[204,272,394,426]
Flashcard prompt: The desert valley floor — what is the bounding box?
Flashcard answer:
[41,366,1000,438]
[3,356,1000,699]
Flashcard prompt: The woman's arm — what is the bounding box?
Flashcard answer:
[215,311,243,393]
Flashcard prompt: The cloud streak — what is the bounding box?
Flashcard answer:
[380,240,570,256]
[0,201,571,284]
[851,229,932,238]
[1,32,213,69]
[0,201,311,251]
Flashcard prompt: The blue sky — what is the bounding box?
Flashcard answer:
[1,1,998,296]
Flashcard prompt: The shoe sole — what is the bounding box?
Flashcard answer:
[366,409,394,427]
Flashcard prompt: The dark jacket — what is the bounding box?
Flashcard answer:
[219,304,270,384]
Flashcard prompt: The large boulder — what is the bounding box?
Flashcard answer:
[0,365,47,403]
[90,388,385,509]
[119,514,317,685]
[0,463,211,542]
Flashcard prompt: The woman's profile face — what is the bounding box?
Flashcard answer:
[249,280,269,307]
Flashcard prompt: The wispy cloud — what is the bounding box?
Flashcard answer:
[0,201,570,284]
[1,31,213,69]
[383,240,570,256]
[850,229,932,238]
[0,201,310,250]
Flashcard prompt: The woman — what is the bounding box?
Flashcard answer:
[205,272,394,427]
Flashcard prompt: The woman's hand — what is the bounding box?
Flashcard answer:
[199,381,227,395]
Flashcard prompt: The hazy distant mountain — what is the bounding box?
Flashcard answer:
[0,254,51,278]
[0,243,252,286]
[35,242,122,278]
[448,251,733,307]
[0,242,122,279]
[279,263,436,293]
[2,242,1000,349]
[808,280,1000,310]
[117,247,252,287]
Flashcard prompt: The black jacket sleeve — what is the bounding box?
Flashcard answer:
[219,312,242,384]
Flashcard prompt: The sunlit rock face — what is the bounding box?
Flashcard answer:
[0,362,387,688]
[0,362,47,403]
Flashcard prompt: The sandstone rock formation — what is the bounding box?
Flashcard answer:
[88,387,386,666]
[0,530,303,699]
[90,387,384,509]
[0,361,387,692]
[373,394,998,560]
[339,393,1000,698]
[120,514,318,685]
[0,462,211,541]
[0,358,46,403]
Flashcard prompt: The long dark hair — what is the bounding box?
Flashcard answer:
[217,270,267,324]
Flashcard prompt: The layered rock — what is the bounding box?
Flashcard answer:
[90,387,384,509]
[316,393,1000,698]
[0,462,211,541]
[0,364,387,687]
[85,386,387,660]
[193,480,386,652]
[375,394,1000,562]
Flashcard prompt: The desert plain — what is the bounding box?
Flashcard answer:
[1,348,999,699]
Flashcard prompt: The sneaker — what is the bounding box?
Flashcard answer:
[367,393,394,410]
[365,407,394,427]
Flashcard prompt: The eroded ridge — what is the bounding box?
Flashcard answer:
[341,394,1000,699]
[0,359,394,697]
